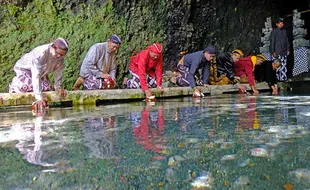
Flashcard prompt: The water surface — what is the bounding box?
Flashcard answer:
[1,94,310,189]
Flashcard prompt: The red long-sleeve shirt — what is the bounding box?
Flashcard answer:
[234,56,255,86]
[129,49,163,90]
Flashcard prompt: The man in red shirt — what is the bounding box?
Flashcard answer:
[124,43,164,98]
[234,54,266,94]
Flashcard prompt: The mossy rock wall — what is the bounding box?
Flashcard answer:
[0,0,279,92]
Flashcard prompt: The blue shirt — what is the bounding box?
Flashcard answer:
[183,50,210,88]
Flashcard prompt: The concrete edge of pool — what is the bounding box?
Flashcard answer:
[0,82,272,107]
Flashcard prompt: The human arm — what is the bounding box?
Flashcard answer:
[155,55,163,90]
[244,61,259,94]
[269,68,278,94]
[30,54,49,111]
[201,62,210,85]
[137,53,149,91]
[218,53,235,80]
[31,56,44,101]
[270,30,277,57]
[135,53,153,97]
[109,54,117,80]
[271,84,278,95]
[286,31,290,55]
[53,63,67,97]
[188,56,200,88]
[53,63,64,89]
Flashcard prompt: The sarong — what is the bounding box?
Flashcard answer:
[126,70,157,89]
[9,67,53,93]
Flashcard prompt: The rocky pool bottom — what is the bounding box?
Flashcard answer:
[1,93,310,189]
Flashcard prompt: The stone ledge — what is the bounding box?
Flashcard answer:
[0,82,271,107]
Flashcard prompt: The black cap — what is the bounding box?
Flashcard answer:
[204,45,217,54]
[276,17,284,23]
[109,34,122,45]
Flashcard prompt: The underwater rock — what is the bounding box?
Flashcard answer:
[191,172,214,189]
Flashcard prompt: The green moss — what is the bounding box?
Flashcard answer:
[17,95,33,105]
[68,92,81,101]
[69,93,82,106]
[45,94,53,102]
[8,98,16,106]
[0,0,166,93]
[69,93,98,106]
[128,93,145,99]
[152,91,162,97]
[81,96,97,105]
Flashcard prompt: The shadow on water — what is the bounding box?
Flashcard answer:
[1,93,310,189]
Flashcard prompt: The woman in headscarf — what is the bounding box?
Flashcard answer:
[234,54,267,95]
[124,43,164,98]
[9,37,69,110]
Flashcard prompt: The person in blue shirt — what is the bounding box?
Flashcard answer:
[175,45,216,96]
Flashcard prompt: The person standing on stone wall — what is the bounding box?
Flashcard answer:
[270,17,290,81]
[73,34,122,90]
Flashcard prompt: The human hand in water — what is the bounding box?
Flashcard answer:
[271,85,278,95]
[193,87,204,97]
[252,89,259,95]
[235,83,247,93]
[56,88,67,97]
[272,89,278,95]
[31,99,49,116]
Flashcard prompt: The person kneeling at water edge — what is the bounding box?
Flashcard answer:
[9,38,69,111]
[73,34,121,90]
[260,58,281,95]
[209,49,247,93]
[234,54,267,95]
[175,45,217,97]
[124,43,164,100]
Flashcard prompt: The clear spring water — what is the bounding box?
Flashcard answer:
[1,93,310,189]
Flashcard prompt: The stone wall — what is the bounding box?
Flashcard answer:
[113,0,279,70]
[0,0,282,91]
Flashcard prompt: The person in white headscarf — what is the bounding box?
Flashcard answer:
[9,37,69,110]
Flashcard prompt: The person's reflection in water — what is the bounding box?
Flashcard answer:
[236,94,260,132]
[131,103,166,160]
[14,113,56,167]
[174,103,202,133]
[84,115,118,159]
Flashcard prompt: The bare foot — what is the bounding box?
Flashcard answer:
[122,77,128,88]
[170,76,177,84]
